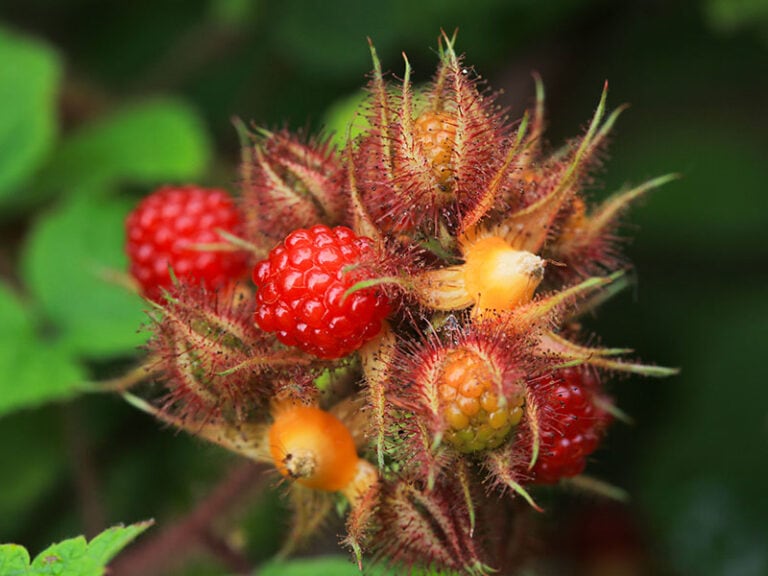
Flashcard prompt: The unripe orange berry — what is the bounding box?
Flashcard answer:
[437,348,524,453]
[269,404,359,492]
[413,110,457,192]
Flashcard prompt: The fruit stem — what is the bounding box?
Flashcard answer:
[217,350,315,377]
[87,357,160,393]
[342,275,410,301]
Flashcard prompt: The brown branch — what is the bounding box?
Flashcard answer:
[200,529,252,575]
[109,460,269,576]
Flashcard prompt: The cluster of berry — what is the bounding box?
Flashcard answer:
[121,34,673,574]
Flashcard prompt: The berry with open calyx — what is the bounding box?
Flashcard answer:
[461,235,546,312]
[253,224,390,359]
[126,185,249,301]
[439,348,524,453]
[531,368,611,484]
[413,110,457,193]
[385,323,531,486]
[416,231,546,316]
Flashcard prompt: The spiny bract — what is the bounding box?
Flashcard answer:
[123,32,677,575]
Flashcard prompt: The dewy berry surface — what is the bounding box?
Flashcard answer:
[126,185,248,301]
[532,369,611,484]
[252,224,390,359]
[438,348,524,453]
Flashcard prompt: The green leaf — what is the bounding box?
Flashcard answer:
[0,282,33,339]
[0,521,152,576]
[321,90,369,149]
[36,99,211,195]
[0,341,85,418]
[81,522,154,566]
[605,122,768,257]
[0,545,30,576]
[257,557,453,576]
[705,0,768,33]
[0,26,60,204]
[30,536,89,573]
[0,284,85,417]
[21,195,149,358]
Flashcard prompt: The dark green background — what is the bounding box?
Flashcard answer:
[0,1,766,575]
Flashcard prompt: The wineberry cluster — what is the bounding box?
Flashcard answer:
[121,33,675,575]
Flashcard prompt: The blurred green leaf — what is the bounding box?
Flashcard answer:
[705,0,768,33]
[37,99,211,195]
[321,90,369,149]
[0,342,84,418]
[0,521,152,576]
[0,545,29,575]
[21,195,149,358]
[604,122,768,256]
[270,0,595,77]
[258,557,455,576]
[0,284,85,417]
[0,283,32,339]
[208,0,258,26]
[271,1,399,77]
[82,522,153,566]
[0,26,59,204]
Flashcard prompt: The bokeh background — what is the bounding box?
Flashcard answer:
[0,1,766,575]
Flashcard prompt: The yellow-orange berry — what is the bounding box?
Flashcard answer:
[437,348,524,453]
[462,236,545,312]
[413,110,457,191]
[269,404,358,492]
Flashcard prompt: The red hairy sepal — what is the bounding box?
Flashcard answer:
[544,174,679,284]
[145,283,313,423]
[384,318,534,481]
[353,33,509,235]
[370,477,492,575]
[240,128,347,244]
[342,464,381,569]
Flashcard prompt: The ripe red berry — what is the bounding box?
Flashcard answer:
[126,185,249,301]
[252,224,390,359]
[531,368,611,484]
